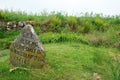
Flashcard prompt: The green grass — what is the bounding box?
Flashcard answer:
[0,10,120,80]
[0,42,120,80]
[1,30,119,50]
[1,10,120,33]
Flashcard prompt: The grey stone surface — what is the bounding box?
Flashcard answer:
[10,24,46,68]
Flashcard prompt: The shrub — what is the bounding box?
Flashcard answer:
[82,21,91,33]
[66,16,77,32]
[93,17,109,32]
[49,16,62,32]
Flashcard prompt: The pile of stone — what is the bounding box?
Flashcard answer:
[10,24,47,68]
[5,21,36,31]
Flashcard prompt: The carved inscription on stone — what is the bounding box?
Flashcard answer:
[10,24,46,68]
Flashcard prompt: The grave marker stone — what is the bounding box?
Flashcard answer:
[10,24,46,68]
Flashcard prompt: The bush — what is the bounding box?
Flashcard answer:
[49,16,62,32]
[82,21,91,33]
[66,16,77,32]
[93,17,109,32]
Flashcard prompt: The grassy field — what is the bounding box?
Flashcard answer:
[0,10,120,80]
[0,42,120,80]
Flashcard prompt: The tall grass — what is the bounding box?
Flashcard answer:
[0,10,120,33]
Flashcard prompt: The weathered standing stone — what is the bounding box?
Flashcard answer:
[10,24,46,68]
